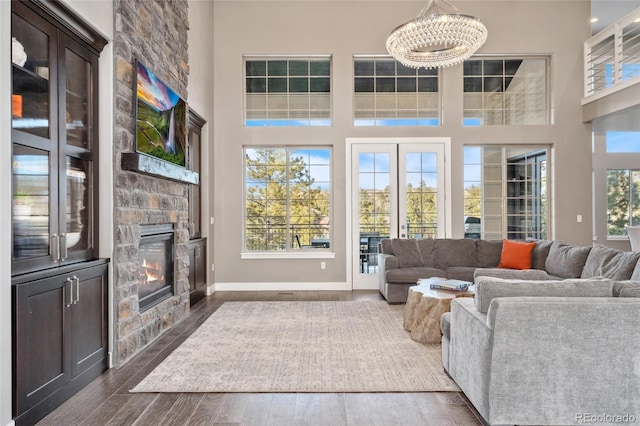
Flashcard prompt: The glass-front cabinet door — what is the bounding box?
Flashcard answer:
[11,2,99,275]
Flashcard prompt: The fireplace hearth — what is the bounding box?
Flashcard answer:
[138,224,175,311]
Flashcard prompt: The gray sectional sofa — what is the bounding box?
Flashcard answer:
[441,276,640,425]
[378,238,640,303]
[379,237,640,425]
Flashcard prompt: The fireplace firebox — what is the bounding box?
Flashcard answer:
[138,224,175,311]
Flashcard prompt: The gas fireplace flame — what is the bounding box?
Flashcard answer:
[141,258,165,284]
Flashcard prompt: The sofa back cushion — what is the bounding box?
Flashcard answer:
[390,239,424,267]
[417,238,436,267]
[544,241,592,278]
[581,244,640,280]
[474,276,613,313]
[433,238,479,268]
[380,238,394,255]
[631,257,640,281]
[476,239,503,267]
[530,239,553,270]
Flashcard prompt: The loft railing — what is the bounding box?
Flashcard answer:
[584,6,640,102]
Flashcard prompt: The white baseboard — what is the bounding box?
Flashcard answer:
[214,282,350,291]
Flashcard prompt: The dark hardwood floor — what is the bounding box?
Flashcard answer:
[38,291,482,425]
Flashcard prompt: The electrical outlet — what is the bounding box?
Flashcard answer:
[577,214,583,223]
[320,261,326,270]
[211,263,215,272]
[210,217,215,225]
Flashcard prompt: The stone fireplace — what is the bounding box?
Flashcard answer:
[113,0,191,366]
[138,224,175,311]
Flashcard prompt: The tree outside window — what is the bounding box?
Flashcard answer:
[244,147,331,251]
[607,169,640,236]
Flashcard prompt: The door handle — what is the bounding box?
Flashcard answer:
[60,233,68,261]
[50,234,59,262]
[65,277,73,307]
[73,275,80,304]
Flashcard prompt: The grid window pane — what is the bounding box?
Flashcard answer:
[463,57,549,126]
[354,56,439,126]
[245,57,332,126]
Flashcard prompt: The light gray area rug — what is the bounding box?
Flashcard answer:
[131,301,459,393]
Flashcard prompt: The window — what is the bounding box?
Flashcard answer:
[353,56,439,126]
[605,131,640,153]
[244,57,331,127]
[463,57,549,126]
[464,146,549,240]
[244,147,331,251]
[607,169,640,236]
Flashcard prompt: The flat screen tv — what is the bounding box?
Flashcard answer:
[135,60,186,167]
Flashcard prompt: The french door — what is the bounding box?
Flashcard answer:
[349,139,448,289]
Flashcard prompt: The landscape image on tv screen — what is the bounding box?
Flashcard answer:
[135,60,186,167]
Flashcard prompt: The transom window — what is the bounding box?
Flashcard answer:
[463,57,549,126]
[353,56,439,126]
[607,169,640,236]
[244,147,331,251]
[244,56,331,127]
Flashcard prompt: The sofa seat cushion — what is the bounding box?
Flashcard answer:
[474,276,613,313]
[581,244,640,280]
[385,267,446,284]
[445,266,477,282]
[474,267,549,283]
[545,241,592,278]
[613,280,640,297]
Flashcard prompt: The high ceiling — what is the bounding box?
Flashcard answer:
[591,0,640,34]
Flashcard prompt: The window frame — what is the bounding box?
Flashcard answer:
[241,146,335,259]
[352,55,441,127]
[606,168,640,238]
[463,55,551,126]
[243,55,332,127]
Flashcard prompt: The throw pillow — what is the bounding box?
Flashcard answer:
[498,239,537,270]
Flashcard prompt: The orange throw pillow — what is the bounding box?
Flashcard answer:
[498,239,537,270]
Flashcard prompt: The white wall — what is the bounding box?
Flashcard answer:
[188,0,216,290]
[212,0,591,287]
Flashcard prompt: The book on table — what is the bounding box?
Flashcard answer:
[417,277,471,291]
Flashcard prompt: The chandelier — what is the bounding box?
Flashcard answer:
[386,0,488,69]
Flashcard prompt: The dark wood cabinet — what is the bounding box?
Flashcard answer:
[187,238,207,306]
[12,260,109,425]
[11,1,108,424]
[186,108,207,306]
[187,108,206,240]
[11,0,105,276]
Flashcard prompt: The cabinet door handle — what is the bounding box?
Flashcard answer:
[73,276,80,304]
[65,277,74,307]
[60,234,67,261]
[50,234,60,262]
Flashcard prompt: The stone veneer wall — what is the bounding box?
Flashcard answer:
[113,0,190,366]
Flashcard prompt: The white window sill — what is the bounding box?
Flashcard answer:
[241,251,336,260]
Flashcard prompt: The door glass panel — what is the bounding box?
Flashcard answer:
[66,157,90,252]
[358,152,391,274]
[13,144,50,260]
[12,13,50,138]
[405,151,438,238]
[66,48,92,148]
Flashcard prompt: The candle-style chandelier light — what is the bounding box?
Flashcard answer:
[386,0,488,69]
